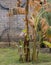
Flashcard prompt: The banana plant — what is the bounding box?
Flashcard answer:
[31,3,50,61]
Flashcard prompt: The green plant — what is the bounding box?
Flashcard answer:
[31,3,51,62]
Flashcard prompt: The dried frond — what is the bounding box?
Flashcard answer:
[33,1,41,12]
[7,7,26,16]
[40,18,49,31]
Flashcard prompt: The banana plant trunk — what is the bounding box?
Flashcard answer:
[24,0,30,62]
[32,26,38,62]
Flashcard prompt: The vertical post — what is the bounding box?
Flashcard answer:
[24,0,30,62]
[7,33,10,47]
[7,12,11,47]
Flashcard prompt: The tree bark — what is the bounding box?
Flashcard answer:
[24,0,30,62]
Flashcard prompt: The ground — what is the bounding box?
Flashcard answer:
[0,48,51,65]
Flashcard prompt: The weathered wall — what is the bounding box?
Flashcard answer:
[0,0,25,41]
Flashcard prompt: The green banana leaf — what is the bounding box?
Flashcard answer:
[47,28,51,37]
[43,41,51,48]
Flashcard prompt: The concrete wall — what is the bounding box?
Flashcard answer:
[0,0,25,41]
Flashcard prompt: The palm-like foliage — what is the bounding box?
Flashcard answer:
[47,28,51,37]
[30,2,51,61]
